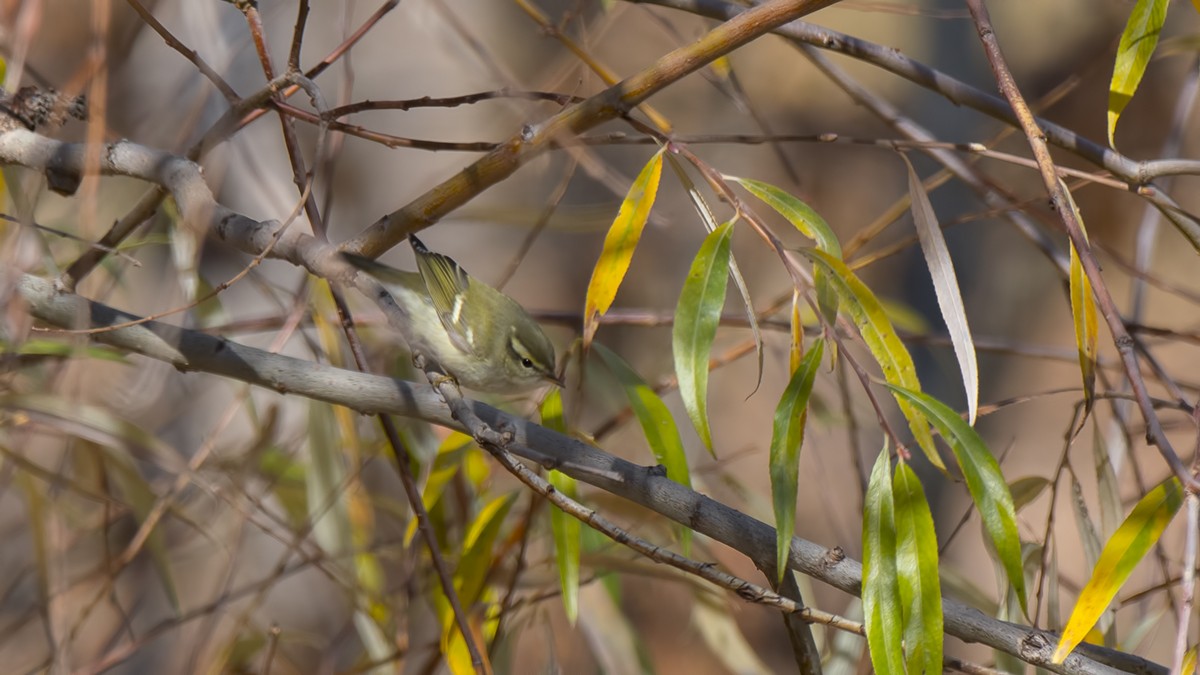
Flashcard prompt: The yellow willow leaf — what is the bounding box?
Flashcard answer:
[583,148,664,346]
[1108,0,1168,147]
[1061,178,1098,415]
[799,249,941,471]
[1053,477,1183,663]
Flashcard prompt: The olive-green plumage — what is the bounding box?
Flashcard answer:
[344,235,560,393]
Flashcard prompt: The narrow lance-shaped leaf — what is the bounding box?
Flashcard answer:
[673,221,734,456]
[1108,0,1169,147]
[548,470,581,625]
[789,290,804,373]
[769,339,824,582]
[541,390,581,625]
[893,460,943,675]
[594,344,691,490]
[799,249,942,471]
[584,148,665,346]
[886,383,1027,615]
[727,176,842,324]
[595,343,692,551]
[902,153,978,425]
[863,446,904,675]
[667,155,764,394]
[1053,477,1184,663]
[1061,178,1098,416]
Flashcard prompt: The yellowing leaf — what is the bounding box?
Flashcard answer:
[886,384,1027,616]
[1108,0,1169,147]
[673,221,734,456]
[456,493,516,608]
[799,249,941,471]
[893,461,942,675]
[863,446,904,675]
[1062,179,1098,416]
[583,148,664,346]
[903,154,977,425]
[1053,477,1183,663]
[769,339,824,582]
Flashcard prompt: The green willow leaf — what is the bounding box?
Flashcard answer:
[886,383,1027,616]
[541,390,581,624]
[728,176,841,323]
[769,339,824,582]
[584,148,664,345]
[667,155,764,395]
[894,461,943,675]
[903,153,977,425]
[1108,0,1169,147]
[673,221,735,456]
[799,249,941,471]
[863,447,904,675]
[549,470,581,625]
[596,342,692,551]
[594,344,690,489]
[1053,477,1184,663]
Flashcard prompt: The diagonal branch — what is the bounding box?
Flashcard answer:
[339,0,840,258]
[11,273,1164,675]
[963,0,1198,492]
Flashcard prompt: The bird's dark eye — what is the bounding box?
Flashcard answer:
[521,358,534,369]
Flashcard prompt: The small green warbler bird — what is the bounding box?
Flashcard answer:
[344,235,561,393]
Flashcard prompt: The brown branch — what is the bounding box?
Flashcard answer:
[340,0,841,258]
[964,0,1198,492]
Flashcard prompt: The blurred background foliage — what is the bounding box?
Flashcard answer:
[1,0,1199,673]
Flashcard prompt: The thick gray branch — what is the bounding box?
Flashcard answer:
[11,273,1160,675]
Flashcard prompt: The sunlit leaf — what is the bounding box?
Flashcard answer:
[893,461,942,675]
[769,339,824,582]
[863,446,904,675]
[594,343,691,550]
[594,344,690,490]
[886,384,1026,615]
[548,470,581,625]
[728,176,841,323]
[902,153,977,424]
[667,154,763,394]
[3,339,127,363]
[583,148,664,346]
[459,493,517,605]
[1108,0,1169,146]
[1053,477,1183,663]
[1060,178,1098,416]
[402,433,474,546]
[799,249,941,471]
[673,221,734,456]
